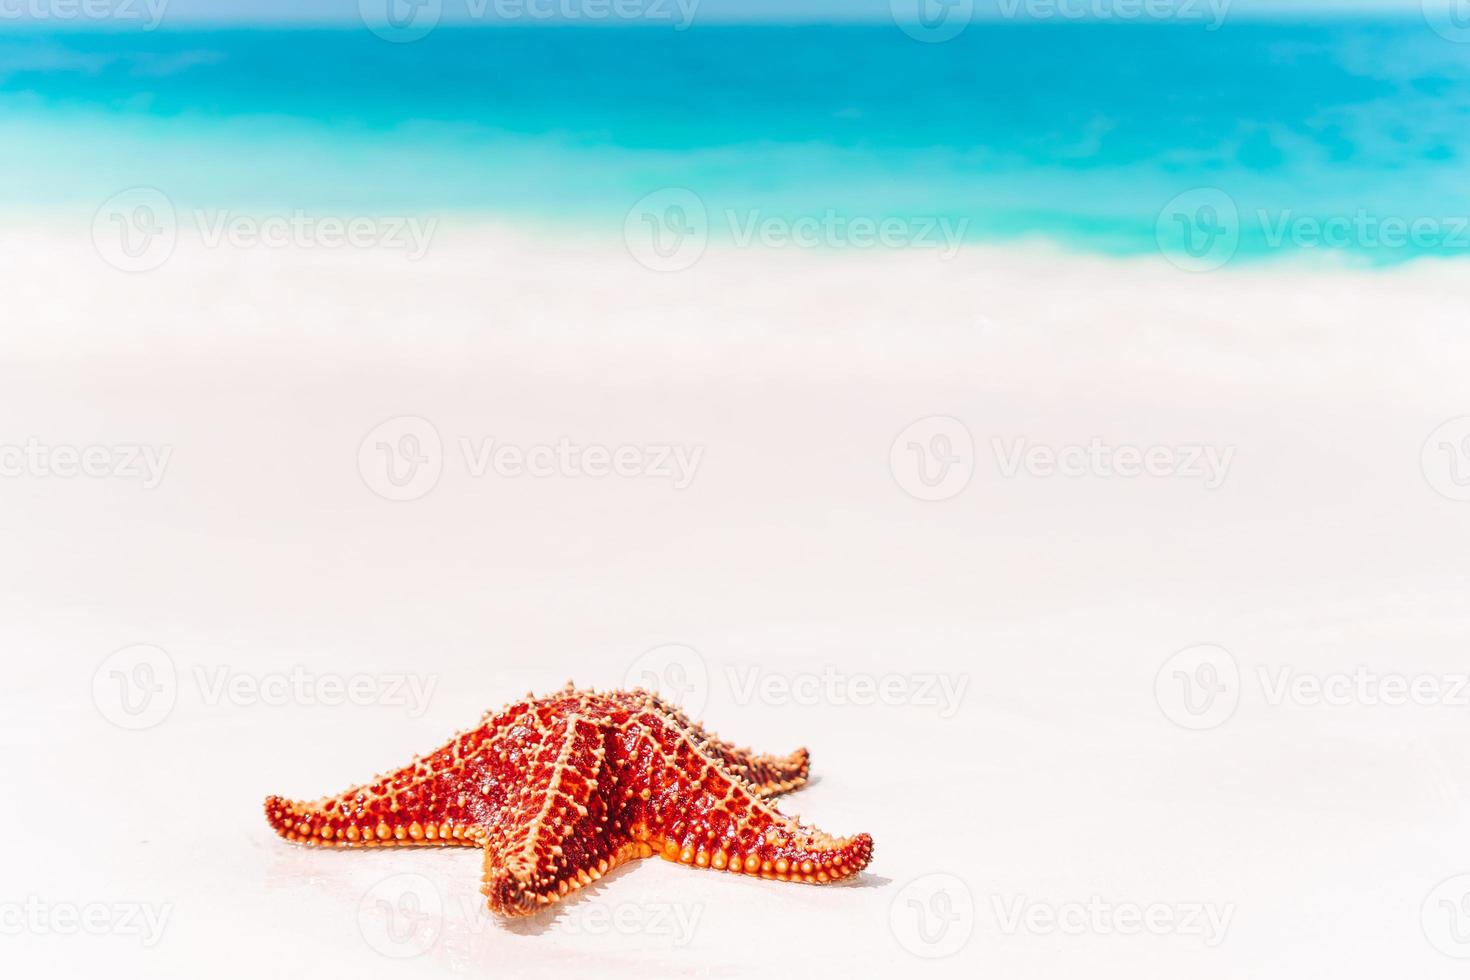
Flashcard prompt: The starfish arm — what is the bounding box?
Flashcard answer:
[263,780,484,849]
[697,742,810,799]
[480,713,639,916]
[624,710,873,884]
[670,708,811,797]
[263,718,519,848]
[615,691,812,797]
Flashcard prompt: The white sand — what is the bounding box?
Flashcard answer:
[4,224,1470,977]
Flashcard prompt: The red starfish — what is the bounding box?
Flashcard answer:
[264,686,874,916]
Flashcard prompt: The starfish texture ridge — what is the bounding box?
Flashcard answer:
[264,685,874,916]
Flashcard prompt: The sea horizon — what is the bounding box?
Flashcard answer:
[5,17,1470,266]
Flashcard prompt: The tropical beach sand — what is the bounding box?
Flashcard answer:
[4,227,1470,977]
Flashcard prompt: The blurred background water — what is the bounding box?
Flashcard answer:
[2,20,1468,261]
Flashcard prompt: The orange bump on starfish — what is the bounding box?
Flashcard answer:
[264,685,874,916]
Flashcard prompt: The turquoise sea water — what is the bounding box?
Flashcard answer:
[3,21,1470,262]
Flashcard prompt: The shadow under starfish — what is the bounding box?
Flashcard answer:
[264,684,875,917]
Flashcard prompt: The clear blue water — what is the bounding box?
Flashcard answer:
[3,21,1469,261]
